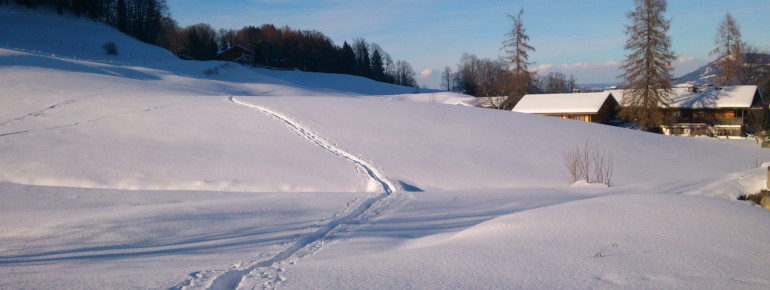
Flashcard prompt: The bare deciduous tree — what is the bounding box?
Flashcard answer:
[393,60,417,88]
[352,38,371,78]
[619,0,676,131]
[711,13,744,86]
[454,53,515,109]
[748,108,768,144]
[740,45,770,88]
[539,72,574,94]
[441,66,456,92]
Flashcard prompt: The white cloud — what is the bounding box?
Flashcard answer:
[561,62,589,70]
[418,69,433,79]
[535,63,554,71]
[677,56,696,63]
[535,60,623,84]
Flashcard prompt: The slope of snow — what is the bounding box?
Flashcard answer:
[237,95,770,190]
[0,183,367,289]
[287,191,770,289]
[2,5,770,290]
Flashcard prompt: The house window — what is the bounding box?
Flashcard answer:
[715,111,735,119]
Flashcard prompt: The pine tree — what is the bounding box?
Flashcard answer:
[339,41,356,75]
[116,0,128,33]
[501,8,535,110]
[370,45,385,82]
[619,0,676,131]
[710,13,744,86]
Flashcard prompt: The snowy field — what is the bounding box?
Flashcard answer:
[2,6,770,289]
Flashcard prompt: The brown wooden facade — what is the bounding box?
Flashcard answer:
[660,108,757,136]
[659,88,764,137]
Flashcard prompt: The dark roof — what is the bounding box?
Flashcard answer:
[216,44,255,57]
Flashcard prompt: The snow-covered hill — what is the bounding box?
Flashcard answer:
[675,52,770,86]
[2,6,770,289]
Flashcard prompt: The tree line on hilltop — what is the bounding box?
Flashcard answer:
[7,0,418,87]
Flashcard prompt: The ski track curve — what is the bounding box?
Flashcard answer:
[173,96,400,290]
[228,96,397,195]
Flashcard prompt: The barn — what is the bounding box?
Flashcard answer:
[512,92,620,124]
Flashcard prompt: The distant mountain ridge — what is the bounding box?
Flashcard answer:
[675,53,770,86]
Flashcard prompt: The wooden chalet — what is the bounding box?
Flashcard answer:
[215,45,255,65]
[611,85,764,137]
[512,92,620,124]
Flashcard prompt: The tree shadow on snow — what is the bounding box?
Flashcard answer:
[0,53,160,81]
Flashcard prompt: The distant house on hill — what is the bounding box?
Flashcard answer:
[215,45,255,65]
[512,92,620,124]
[610,85,764,137]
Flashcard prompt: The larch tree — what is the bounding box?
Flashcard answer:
[501,8,535,110]
[619,0,676,131]
[710,13,744,86]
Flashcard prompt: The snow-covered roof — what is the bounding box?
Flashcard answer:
[216,44,255,56]
[609,85,761,109]
[512,92,616,114]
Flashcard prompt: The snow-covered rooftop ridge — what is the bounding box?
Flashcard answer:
[216,44,255,56]
[512,92,615,114]
[609,85,761,109]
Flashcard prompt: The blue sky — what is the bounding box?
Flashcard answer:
[166,0,770,89]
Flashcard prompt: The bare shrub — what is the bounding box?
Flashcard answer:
[564,141,614,186]
[563,148,581,183]
[429,93,438,103]
[102,41,118,55]
[204,63,234,76]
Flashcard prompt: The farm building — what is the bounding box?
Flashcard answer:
[215,45,255,65]
[512,92,620,124]
[610,85,764,136]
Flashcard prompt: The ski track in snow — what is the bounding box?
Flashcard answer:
[0,99,79,126]
[0,118,105,137]
[172,96,400,290]
[0,101,183,138]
